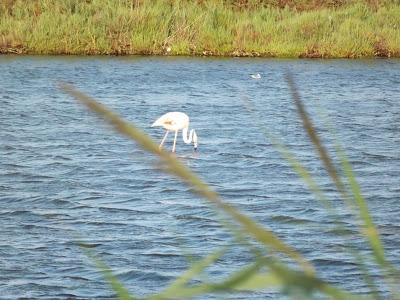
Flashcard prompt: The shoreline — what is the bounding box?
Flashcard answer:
[1,52,399,59]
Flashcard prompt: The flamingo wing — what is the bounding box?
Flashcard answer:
[151,112,188,130]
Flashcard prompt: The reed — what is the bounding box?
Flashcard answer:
[61,75,400,299]
[1,0,399,57]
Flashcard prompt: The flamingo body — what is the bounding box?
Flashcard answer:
[151,112,198,152]
[152,112,189,131]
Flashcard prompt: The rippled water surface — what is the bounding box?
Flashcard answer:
[1,56,399,299]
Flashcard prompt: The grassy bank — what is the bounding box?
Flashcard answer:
[1,0,400,57]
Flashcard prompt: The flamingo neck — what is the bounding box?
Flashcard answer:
[182,127,193,143]
[182,127,198,149]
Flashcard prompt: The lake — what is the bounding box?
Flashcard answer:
[1,56,399,299]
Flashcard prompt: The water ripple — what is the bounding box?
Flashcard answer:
[0,56,399,299]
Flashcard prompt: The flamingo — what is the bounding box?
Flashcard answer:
[151,112,198,152]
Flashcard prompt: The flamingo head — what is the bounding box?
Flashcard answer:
[193,130,198,151]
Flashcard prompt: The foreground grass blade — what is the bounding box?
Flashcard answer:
[284,74,392,297]
[149,248,226,300]
[241,94,332,210]
[337,143,400,299]
[158,230,379,299]
[151,262,264,300]
[152,258,372,300]
[285,73,349,200]
[320,106,397,297]
[337,147,386,265]
[285,74,387,262]
[312,102,388,272]
[60,83,313,275]
[242,94,382,299]
[265,261,372,300]
[79,242,135,300]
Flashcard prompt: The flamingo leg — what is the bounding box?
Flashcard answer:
[172,130,178,153]
[159,130,169,150]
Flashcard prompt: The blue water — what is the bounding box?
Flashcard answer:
[1,56,399,299]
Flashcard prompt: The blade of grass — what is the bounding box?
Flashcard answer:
[79,242,135,300]
[149,248,226,300]
[150,261,264,300]
[241,90,382,299]
[338,148,386,264]
[285,73,387,266]
[153,257,373,300]
[241,94,333,211]
[337,142,400,298]
[60,82,314,275]
[233,272,281,291]
[284,74,388,298]
[265,260,373,300]
[285,73,349,201]
[316,101,399,298]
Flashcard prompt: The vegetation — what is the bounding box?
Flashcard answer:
[61,75,400,299]
[1,0,400,57]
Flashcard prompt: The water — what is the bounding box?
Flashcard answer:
[1,56,399,299]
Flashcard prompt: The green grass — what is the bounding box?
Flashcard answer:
[60,76,400,299]
[1,0,400,57]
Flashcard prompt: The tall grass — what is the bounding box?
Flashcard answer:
[1,0,399,57]
[61,76,399,299]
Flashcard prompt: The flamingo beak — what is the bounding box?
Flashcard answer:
[193,131,198,151]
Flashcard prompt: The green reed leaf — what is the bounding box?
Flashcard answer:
[338,148,385,263]
[241,94,333,210]
[148,261,264,299]
[262,259,374,300]
[243,94,382,298]
[79,242,135,300]
[232,272,281,291]
[338,144,400,298]
[284,74,390,297]
[149,248,226,300]
[150,258,372,300]
[286,73,385,265]
[285,73,349,200]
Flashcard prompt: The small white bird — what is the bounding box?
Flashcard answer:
[151,112,198,153]
[250,73,261,79]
